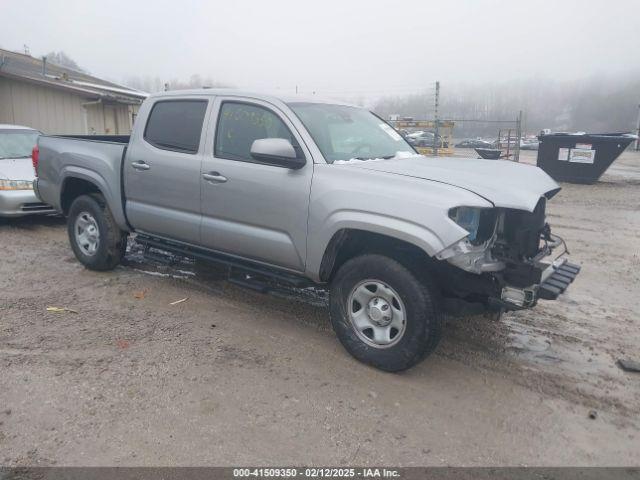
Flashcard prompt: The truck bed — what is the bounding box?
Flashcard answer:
[35,134,130,230]
[53,134,131,144]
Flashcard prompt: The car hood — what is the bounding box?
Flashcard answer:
[0,157,36,181]
[339,155,560,212]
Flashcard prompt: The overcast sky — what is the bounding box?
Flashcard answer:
[2,0,639,98]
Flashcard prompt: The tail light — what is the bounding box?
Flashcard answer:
[32,146,39,177]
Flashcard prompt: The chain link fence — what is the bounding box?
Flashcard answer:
[390,116,525,161]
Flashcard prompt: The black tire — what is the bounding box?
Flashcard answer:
[67,194,126,271]
[329,254,442,372]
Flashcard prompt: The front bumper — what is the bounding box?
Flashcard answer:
[496,257,581,310]
[0,189,56,217]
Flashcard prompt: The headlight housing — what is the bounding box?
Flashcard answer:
[440,207,503,274]
[449,206,498,245]
[449,206,481,242]
[0,179,34,191]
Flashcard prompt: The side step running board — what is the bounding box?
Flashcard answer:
[135,233,314,289]
[228,272,272,294]
[538,261,581,300]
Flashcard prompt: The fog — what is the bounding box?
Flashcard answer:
[2,0,639,93]
[2,0,639,131]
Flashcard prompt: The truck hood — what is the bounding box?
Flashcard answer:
[340,155,560,212]
[0,157,36,181]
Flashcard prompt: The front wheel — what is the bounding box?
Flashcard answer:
[329,254,442,372]
[67,194,126,271]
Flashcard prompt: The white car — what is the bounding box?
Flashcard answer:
[0,124,55,217]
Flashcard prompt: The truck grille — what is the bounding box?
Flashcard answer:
[502,197,546,258]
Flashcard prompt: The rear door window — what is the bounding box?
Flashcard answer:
[144,100,208,154]
[215,102,296,161]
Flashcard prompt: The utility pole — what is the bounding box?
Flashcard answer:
[636,103,640,151]
[433,81,440,157]
[515,110,523,162]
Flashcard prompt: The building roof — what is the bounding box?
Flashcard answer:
[0,48,147,104]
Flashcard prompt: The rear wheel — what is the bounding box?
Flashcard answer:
[67,194,126,271]
[329,254,442,372]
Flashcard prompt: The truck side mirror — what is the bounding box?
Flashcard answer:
[250,138,306,169]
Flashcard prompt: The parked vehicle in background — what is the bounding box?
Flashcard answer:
[397,129,411,139]
[34,90,580,372]
[0,125,55,217]
[497,137,519,149]
[455,138,494,149]
[406,131,449,148]
[520,139,539,150]
[405,130,426,140]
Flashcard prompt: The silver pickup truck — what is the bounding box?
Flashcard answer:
[34,89,580,371]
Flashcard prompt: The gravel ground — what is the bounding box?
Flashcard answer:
[1,150,639,466]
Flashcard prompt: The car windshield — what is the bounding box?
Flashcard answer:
[288,103,415,163]
[0,130,40,159]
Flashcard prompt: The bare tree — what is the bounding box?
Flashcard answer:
[374,72,640,136]
[44,51,86,72]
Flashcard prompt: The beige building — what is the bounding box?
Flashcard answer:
[0,48,146,135]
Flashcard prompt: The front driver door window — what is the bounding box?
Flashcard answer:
[215,102,300,162]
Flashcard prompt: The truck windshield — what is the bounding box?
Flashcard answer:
[289,103,415,163]
[0,130,40,159]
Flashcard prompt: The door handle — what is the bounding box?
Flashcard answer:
[202,172,228,183]
[131,161,150,171]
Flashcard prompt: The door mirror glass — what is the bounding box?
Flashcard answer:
[250,138,305,169]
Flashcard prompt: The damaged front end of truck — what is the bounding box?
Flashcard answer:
[435,193,580,313]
